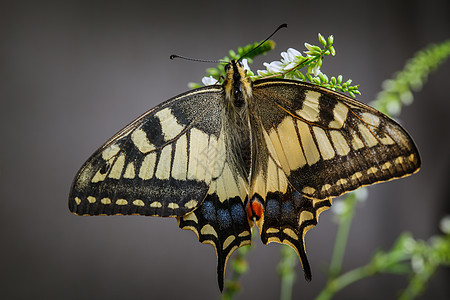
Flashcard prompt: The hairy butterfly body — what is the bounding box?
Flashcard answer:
[70,56,420,290]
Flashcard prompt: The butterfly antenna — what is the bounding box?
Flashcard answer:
[171,23,287,64]
[169,54,227,64]
[238,23,288,61]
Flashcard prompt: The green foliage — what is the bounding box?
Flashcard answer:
[398,220,450,299]
[208,40,275,77]
[372,40,450,116]
[316,228,450,300]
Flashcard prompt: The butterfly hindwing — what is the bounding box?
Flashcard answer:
[69,86,227,217]
[259,185,331,281]
[252,79,420,200]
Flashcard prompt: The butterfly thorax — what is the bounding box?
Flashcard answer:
[223,60,253,108]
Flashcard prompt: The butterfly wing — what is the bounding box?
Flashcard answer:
[249,78,420,279]
[70,86,229,217]
[69,85,252,290]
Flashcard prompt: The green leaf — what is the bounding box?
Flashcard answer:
[329,46,336,56]
[318,33,327,47]
[327,35,334,46]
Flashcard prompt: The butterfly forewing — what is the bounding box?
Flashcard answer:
[69,86,228,217]
[251,79,420,200]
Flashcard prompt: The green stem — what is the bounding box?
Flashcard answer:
[328,193,358,279]
[316,265,375,300]
[279,246,298,300]
[220,245,252,300]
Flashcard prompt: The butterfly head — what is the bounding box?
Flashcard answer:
[223,60,253,107]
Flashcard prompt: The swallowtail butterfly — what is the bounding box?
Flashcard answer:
[69,27,420,291]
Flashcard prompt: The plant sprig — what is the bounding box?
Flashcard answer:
[191,34,360,98]
[255,33,360,97]
[316,224,450,300]
[371,39,450,116]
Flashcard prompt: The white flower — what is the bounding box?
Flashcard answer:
[331,200,347,216]
[263,61,284,73]
[201,76,217,86]
[281,48,302,63]
[241,58,251,72]
[354,187,368,202]
[386,100,401,116]
[257,47,303,78]
[280,48,303,71]
[304,42,314,51]
[411,255,425,273]
[440,215,450,234]
[241,58,255,77]
[283,62,297,70]
[257,69,270,77]
[312,64,321,77]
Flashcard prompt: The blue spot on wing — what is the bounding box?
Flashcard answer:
[231,204,246,223]
[265,199,281,219]
[201,201,216,222]
[281,202,295,222]
[217,209,232,229]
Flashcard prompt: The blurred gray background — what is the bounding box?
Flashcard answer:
[1,0,449,299]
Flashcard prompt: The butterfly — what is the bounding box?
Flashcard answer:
[69,26,420,291]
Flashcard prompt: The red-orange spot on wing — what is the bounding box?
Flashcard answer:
[246,197,264,221]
